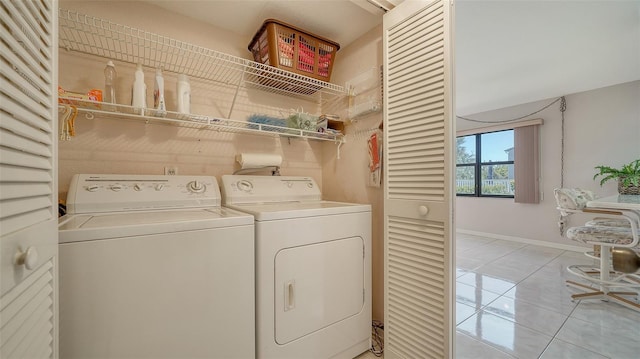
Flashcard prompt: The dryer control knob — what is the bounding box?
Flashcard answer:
[187,180,206,193]
[237,180,253,192]
[110,184,123,191]
[86,185,99,192]
[155,184,164,191]
[134,184,142,191]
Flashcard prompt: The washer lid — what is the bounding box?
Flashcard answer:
[226,200,371,221]
[58,207,253,243]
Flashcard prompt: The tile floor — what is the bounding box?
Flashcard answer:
[358,233,640,359]
[456,233,640,359]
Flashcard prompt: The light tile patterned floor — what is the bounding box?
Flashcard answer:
[356,233,640,359]
[456,233,640,359]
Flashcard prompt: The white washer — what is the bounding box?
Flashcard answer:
[221,175,372,359]
[58,174,255,359]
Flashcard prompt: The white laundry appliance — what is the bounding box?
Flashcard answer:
[221,175,372,359]
[58,174,255,359]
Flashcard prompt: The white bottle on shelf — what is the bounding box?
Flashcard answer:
[131,63,147,115]
[104,60,117,104]
[153,67,167,117]
[176,73,191,115]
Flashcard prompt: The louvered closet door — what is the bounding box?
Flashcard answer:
[383,1,454,358]
[0,0,58,358]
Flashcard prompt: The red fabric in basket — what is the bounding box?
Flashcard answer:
[278,37,294,58]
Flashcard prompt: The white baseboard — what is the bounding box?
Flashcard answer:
[456,229,587,252]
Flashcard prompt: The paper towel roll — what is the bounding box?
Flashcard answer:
[236,153,282,169]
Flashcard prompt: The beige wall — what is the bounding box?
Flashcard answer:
[324,26,384,321]
[456,80,640,246]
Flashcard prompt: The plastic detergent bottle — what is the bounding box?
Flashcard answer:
[104,60,117,104]
[131,63,147,114]
[176,73,191,115]
[153,68,167,117]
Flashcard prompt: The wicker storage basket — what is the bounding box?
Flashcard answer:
[619,180,640,195]
[248,19,340,82]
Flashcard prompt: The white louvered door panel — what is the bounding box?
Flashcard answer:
[0,0,58,358]
[383,1,454,358]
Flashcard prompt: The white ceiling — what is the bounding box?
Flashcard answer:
[144,0,640,116]
[142,0,387,50]
[455,0,640,116]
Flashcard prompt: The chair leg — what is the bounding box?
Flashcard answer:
[566,280,605,300]
[609,291,639,296]
[609,293,640,311]
[566,248,640,311]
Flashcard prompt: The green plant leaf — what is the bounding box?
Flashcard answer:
[593,159,640,187]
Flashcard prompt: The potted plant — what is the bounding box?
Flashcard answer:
[593,159,640,195]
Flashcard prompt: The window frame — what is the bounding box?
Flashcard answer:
[456,129,515,198]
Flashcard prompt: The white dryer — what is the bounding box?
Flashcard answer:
[221,175,372,359]
[58,174,255,359]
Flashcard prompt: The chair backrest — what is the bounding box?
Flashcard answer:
[553,188,595,216]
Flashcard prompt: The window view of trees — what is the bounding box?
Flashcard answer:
[456,137,475,194]
[456,130,514,197]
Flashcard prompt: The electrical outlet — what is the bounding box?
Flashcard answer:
[164,166,178,175]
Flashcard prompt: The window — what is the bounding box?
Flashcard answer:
[456,120,541,203]
[456,130,515,197]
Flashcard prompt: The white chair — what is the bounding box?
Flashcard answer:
[554,188,640,311]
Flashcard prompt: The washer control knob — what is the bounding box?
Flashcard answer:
[155,183,164,191]
[187,180,206,193]
[134,184,142,191]
[307,182,314,188]
[110,184,123,192]
[237,180,253,192]
[86,185,99,192]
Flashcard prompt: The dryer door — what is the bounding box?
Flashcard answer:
[274,236,364,344]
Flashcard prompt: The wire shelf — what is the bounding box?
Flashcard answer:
[58,97,344,142]
[58,8,347,100]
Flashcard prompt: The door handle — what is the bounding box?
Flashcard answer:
[418,205,429,216]
[284,280,295,311]
[15,246,38,270]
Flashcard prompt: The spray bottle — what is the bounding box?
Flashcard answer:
[176,73,191,115]
[104,60,117,104]
[131,63,147,115]
[153,67,167,117]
